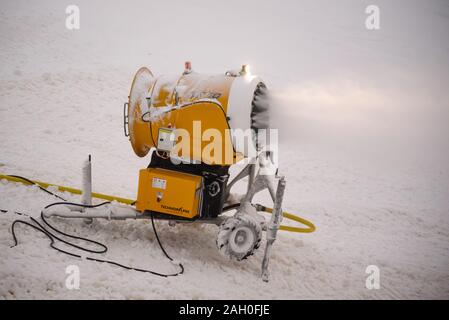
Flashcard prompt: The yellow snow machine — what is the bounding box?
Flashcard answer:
[35,62,315,281]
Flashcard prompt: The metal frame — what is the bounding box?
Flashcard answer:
[43,153,285,281]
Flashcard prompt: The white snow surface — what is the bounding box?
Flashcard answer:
[1,0,449,299]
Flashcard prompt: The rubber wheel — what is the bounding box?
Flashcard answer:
[216,215,262,261]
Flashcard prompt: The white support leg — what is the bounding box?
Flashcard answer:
[247,162,257,194]
[81,155,92,206]
[82,155,93,224]
[229,152,285,281]
[261,176,286,282]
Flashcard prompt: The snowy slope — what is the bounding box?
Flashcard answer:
[1,0,448,299]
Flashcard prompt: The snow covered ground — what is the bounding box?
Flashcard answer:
[1,0,448,299]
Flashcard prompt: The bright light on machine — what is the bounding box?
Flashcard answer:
[240,64,251,76]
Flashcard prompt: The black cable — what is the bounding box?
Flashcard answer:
[7,175,67,201]
[9,203,184,277]
[6,175,184,277]
[222,203,241,212]
[11,218,87,259]
[40,203,109,254]
[150,212,184,275]
[1,209,29,216]
[44,201,111,210]
[149,118,157,148]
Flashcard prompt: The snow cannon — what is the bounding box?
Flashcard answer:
[38,62,315,282]
[123,63,283,280]
[124,63,271,165]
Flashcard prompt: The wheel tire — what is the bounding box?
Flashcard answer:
[216,215,262,261]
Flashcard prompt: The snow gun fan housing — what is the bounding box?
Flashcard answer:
[126,64,270,163]
[125,63,272,220]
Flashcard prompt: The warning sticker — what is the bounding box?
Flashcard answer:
[152,177,167,189]
[157,128,175,152]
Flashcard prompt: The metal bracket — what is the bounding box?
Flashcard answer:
[261,176,285,282]
[123,102,130,137]
[229,153,284,282]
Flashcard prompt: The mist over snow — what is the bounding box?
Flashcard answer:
[0,0,448,299]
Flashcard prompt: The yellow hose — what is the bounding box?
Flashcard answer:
[0,173,316,233]
[0,174,135,205]
[260,206,316,233]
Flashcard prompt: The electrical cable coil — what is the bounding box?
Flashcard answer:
[1,174,184,277]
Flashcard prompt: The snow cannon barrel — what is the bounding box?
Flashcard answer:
[125,64,270,165]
